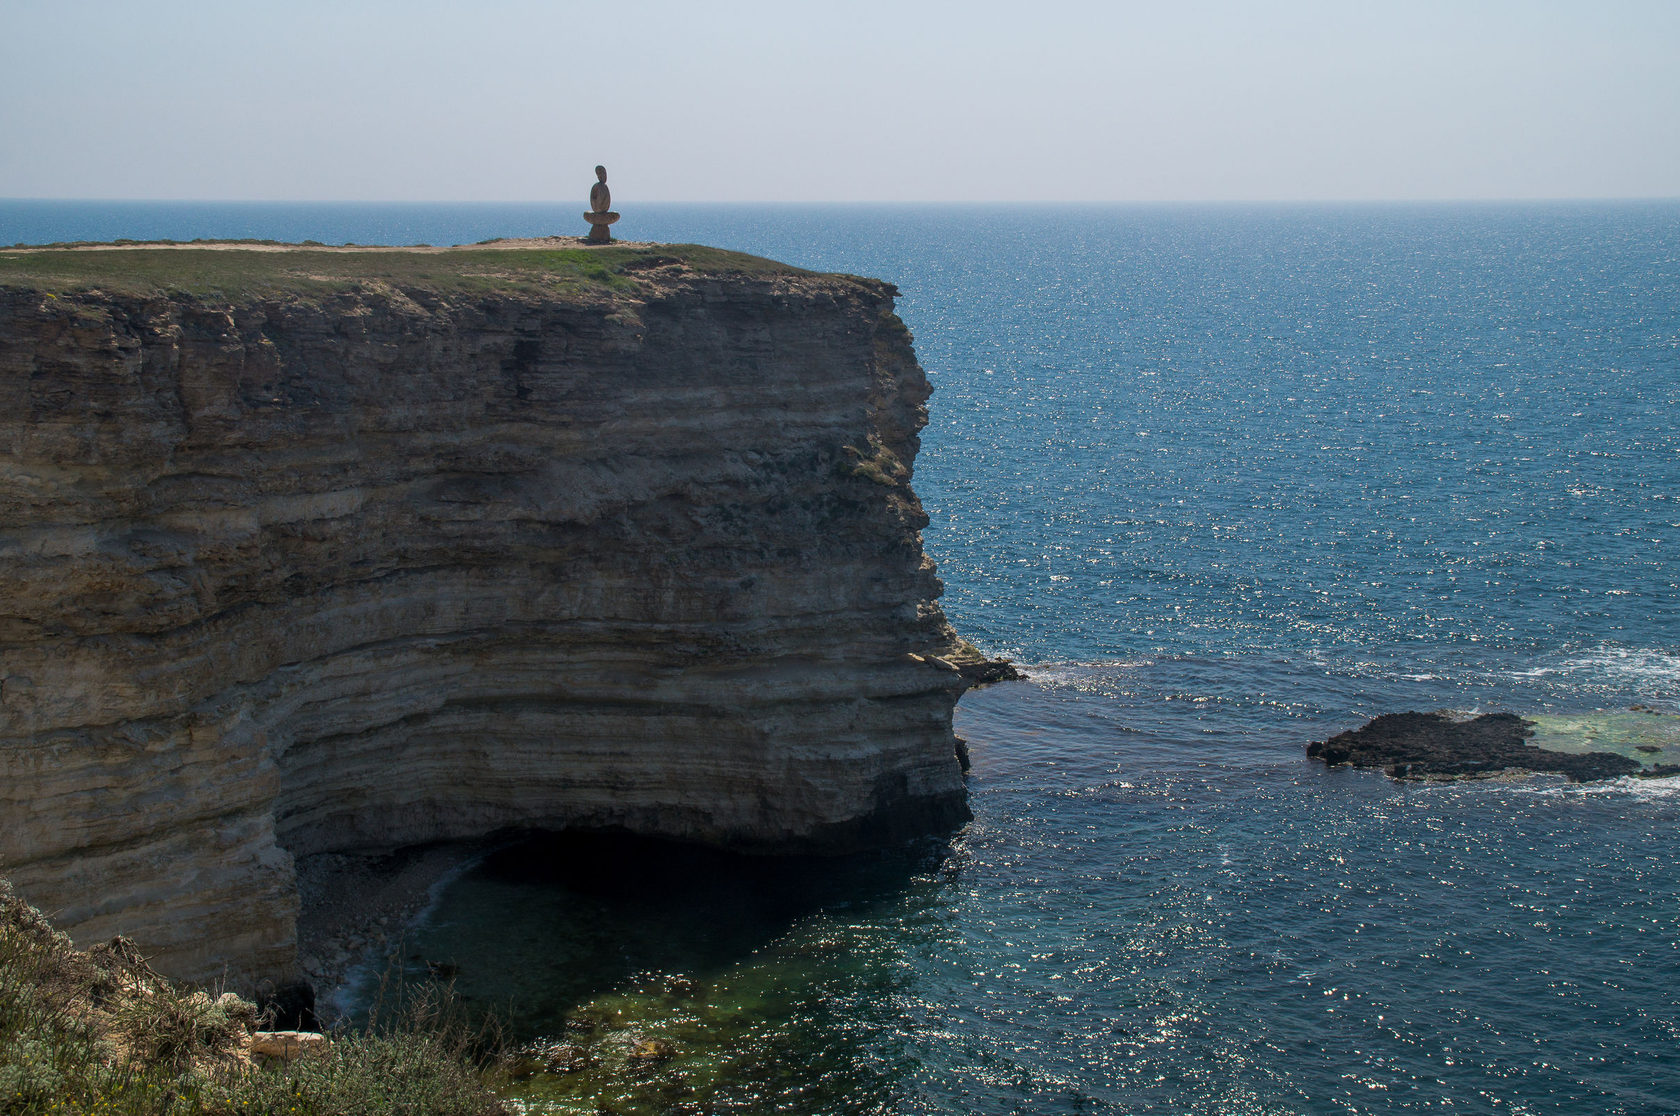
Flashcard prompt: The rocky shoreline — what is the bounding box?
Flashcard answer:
[293,841,502,1021]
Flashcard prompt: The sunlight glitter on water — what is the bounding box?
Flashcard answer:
[391,666,1679,1115]
[41,200,1662,1114]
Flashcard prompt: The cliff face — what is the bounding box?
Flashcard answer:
[0,244,973,989]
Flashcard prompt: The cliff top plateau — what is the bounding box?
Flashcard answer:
[0,236,842,300]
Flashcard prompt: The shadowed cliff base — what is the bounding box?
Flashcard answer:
[295,776,973,1014]
[358,827,958,1096]
[0,238,998,992]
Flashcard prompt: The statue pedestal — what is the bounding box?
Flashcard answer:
[584,211,620,244]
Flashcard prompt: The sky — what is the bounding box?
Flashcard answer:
[2,0,1678,203]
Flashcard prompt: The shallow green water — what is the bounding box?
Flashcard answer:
[1525,709,1680,765]
[392,833,950,1113]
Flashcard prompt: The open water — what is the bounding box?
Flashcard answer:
[5,200,1679,1114]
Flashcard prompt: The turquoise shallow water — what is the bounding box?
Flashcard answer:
[6,201,1678,1112]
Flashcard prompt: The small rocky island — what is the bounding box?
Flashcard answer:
[1308,709,1680,782]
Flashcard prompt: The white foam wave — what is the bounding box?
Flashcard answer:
[1499,645,1680,698]
[1528,771,1680,803]
[1023,658,1158,688]
[1558,646,1680,693]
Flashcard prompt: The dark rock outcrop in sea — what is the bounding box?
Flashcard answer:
[1307,711,1644,782]
[0,240,1007,989]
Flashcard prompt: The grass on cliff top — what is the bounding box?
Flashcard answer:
[0,241,810,300]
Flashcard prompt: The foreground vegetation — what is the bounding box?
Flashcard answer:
[0,880,507,1116]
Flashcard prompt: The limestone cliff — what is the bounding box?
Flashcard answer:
[0,241,978,990]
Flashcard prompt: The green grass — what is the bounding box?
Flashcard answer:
[0,242,813,301]
[1,879,509,1115]
[842,435,909,487]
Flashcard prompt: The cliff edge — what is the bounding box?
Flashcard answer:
[0,240,982,989]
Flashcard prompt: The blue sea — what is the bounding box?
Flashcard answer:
[5,199,1679,1114]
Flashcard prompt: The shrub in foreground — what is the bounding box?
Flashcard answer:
[0,879,506,1116]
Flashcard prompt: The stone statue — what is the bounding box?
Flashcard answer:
[584,165,620,244]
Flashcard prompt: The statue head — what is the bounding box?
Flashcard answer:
[595,165,607,183]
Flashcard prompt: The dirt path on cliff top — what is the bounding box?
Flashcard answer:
[7,236,653,254]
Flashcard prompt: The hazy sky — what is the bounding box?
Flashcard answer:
[3,0,1677,203]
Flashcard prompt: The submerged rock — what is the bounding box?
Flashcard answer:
[628,1037,676,1065]
[1307,711,1645,782]
[505,1038,593,1078]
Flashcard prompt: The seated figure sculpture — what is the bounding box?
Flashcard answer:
[584,165,620,244]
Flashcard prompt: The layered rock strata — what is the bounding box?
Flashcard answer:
[0,244,977,990]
